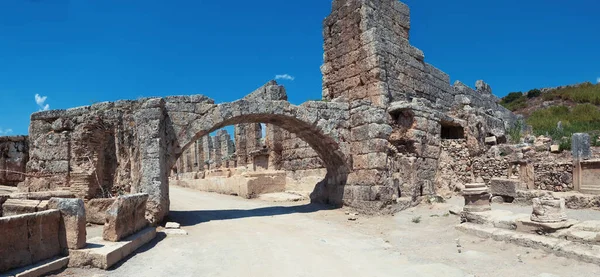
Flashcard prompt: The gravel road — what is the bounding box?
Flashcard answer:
[54,185,600,277]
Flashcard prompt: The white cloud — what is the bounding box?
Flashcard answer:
[275,74,295,81]
[0,128,13,136]
[35,94,50,111]
[596,77,600,84]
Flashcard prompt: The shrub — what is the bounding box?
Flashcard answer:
[411,216,422,224]
[508,120,524,143]
[527,89,542,98]
[502,92,524,103]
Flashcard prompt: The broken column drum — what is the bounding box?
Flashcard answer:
[530,197,567,223]
[462,183,491,212]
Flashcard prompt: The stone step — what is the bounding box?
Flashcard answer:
[3,256,69,277]
[68,227,156,270]
[456,223,600,265]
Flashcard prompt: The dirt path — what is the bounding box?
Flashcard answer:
[56,186,599,277]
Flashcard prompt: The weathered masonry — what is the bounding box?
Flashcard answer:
[8,0,517,223]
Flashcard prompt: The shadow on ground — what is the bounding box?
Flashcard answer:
[166,203,335,227]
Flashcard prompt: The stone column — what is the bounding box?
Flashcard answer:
[462,183,491,212]
[201,136,212,170]
[265,124,283,170]
[572,133,592,192]
[211,135,221,169]
[531,197,567,223]
[234,124,248,167]
[134,98,169,224]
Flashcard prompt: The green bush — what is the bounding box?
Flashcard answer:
[527,89,542,98]
[527,104,600,143]
[508,120,524,143]
[502,92,524,103]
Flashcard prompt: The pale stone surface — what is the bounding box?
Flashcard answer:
[165,222,180,229]
[3,256,69,277]
[572,133,591,160]
[69,227,156,269]
[462,183,491,212]
[516,218,578,234]
[531,197,567,223]
[48,197,87,250]
[550,145,560,153]
[103,193,149,242]
[0,210,61,273]
[9,190,75,200]
[2,198,47,217]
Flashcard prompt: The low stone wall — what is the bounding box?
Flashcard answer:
[173,171,287,199]
[2,198,49,217]
[534,162,573,191]
[0,210,61,273]
[103,193,149,242]
[0,136,29,186]
[284,168,326,193]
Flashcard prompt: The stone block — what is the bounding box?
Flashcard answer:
[485,136,497,145]
[550,144,560,153]
[0,210,61,272]
[489,178,520,198]
[531,197,567,223]
[516,218,577,234]
[85,198,117,225]
[2,199,44,217]
[69,227,156,269]
[572,133,591,160]
[48,198,87,250]
[103,193,149,242]
[9,190,76,201]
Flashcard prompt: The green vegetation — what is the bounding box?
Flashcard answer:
[411,216,422,224]
[499,92,527,111]
[527,104,600,150]
[527,89,542,98]
[507,120,524,143]
[542,82,600,104]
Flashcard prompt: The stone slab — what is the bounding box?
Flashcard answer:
[456,223,600,265]
[0,210,62,273]
[516,218,578,234]
[2,199,41,217]
[9,191,75,201]
[68,227,156,270]
[103,193,148,242]
[489,178,520,198]
[3,257,69,277]
[161,228,188,235]
[48,198,87,250]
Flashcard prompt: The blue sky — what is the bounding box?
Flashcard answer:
[0,0,598,135]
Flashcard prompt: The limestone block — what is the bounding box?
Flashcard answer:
[550,144,560,153]
[531,197,567,223]
[85,198,117,224]
[0,210,61,272]
[485,136,497,145]
[2,199,43,217]
[572,133,591,160]
[516,218,577,234]
[462,183,491,212]
[9,190,75,200]
[489,178,520,198]
[103,193,149,242]
[49,198,87,250]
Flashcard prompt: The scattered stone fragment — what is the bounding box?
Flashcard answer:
[165,222,181,229]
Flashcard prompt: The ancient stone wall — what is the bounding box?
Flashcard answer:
[0,136,29,186]
[0,209,61,272]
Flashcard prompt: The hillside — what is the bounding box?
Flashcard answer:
[499,82,600,148]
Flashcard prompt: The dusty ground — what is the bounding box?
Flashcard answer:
[54,186,600,277]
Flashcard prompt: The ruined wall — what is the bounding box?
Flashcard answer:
[0,136,29,186]
[25,102,142,199]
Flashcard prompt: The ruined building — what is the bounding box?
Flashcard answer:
[1,0,519,224]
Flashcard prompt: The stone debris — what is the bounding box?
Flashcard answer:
[531,197,567,223]
[348,213,358,221]
[165,222,181,229]
[550,145,560,153]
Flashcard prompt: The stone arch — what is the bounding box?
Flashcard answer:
[163,82,350,209]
